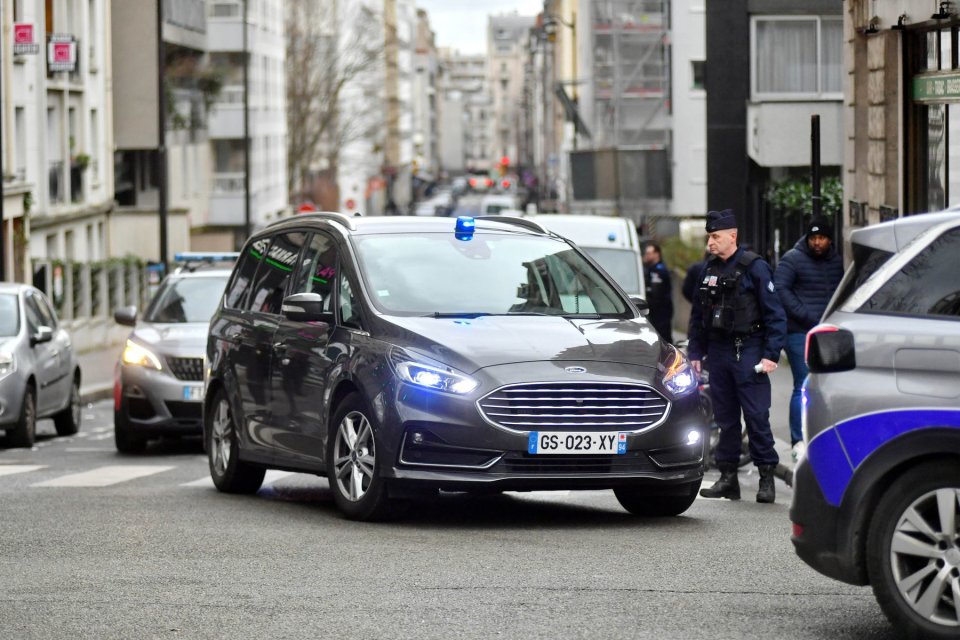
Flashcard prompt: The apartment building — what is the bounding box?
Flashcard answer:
[438,49,493,174]
[488,13,535,169]
[3,0,114,281]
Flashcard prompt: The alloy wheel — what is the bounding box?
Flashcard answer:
[333,411,376,502]
[210,398,232,477]
[890,487,960,628]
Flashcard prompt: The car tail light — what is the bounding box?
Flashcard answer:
[485,178,494,187]
[501,179,511,189]
[806,324,856,374]
[792,522,804,538]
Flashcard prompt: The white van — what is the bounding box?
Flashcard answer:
[528,214,646,298]
[479,194,517,216]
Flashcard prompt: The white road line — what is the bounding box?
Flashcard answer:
[32,465,174,487]
[181,469,295,488]
[64,448,111,453]
[0,465,46,477]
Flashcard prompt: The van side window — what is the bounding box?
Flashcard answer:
[862,227,960,318]
[291,232,337,312]
[224,238,267,309]
[246,232,308,315]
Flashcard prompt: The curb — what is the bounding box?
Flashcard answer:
[80,384,114,405]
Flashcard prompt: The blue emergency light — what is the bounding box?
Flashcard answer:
[608,232,617,242]
[455,216,476,240]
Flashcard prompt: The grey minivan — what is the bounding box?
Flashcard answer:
[790,210,960,639]
[0,283,81,447]
[204,213,706,521]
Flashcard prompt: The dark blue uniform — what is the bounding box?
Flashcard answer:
[644,260,673,343]
[688,247,786,466]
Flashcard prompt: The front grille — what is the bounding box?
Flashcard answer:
[500,451,655,474]
[167,357,203,381]
[478,382,669,432]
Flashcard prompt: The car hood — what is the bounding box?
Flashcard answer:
[380,315,663,374]
[131,322,209,353]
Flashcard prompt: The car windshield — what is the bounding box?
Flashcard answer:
[0,295,19,336]
[144,275,230,323]
[354,232,630,317]
[581,247,641,294]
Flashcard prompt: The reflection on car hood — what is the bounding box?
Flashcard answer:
[383,315,662,374]
[132,323,209,352]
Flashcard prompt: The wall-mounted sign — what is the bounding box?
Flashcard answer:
[912,71,960,103]
[47,34,77,73]
[13,23,40,55]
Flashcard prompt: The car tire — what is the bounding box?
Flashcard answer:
[54,376,81,436]
[206,388,265,494]
[8,385,37,448]
[326,392,394,521]
[613,480,701,517]
[866,463,960,639]
[114,410,147,454]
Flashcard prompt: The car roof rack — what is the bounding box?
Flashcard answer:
[173,252,240,273]
[295,211,358,230]
[474,215,551,235]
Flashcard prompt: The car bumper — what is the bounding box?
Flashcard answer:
[118,364,204,435]
[378,371,706,492]
[0,373,27,428]
[789,458,864,585]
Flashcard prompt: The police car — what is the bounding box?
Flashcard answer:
[790,210,960,639]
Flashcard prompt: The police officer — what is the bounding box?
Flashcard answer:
[643,242,674,343]
[688,209,786,503]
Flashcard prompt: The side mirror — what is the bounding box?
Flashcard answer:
[114,305,138,326]
[807,326,856,373]
[629,296,650,316]
[31,326,54,346]
[281,292,333,323]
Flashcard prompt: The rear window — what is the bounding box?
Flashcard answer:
[860,227,960,318]
[825,243,892,315]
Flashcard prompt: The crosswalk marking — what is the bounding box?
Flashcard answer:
[32,465,173,487]
[0,465,46,477]
[181,469,295,488]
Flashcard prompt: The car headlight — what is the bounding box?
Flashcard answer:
[662,345,698,397]
[393,356,478,395]
[0,352,15,379]
[121,340,162,371]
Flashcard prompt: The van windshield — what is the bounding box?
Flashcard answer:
[353,232,630,317]
[580,247,641,294]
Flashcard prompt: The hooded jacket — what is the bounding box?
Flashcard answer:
[773,235,844,334]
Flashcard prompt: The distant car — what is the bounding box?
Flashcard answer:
[479,194,518,216]
[527,214,646,299]
[112,253,236,453]
[790,209,960,639]
[0,283,81,447]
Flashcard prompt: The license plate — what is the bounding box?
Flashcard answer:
[182,385,203,401]
[527,431,627,455]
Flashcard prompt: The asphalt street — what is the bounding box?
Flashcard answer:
[0,400,897,640]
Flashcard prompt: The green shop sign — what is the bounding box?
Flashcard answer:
[913,72,960,103]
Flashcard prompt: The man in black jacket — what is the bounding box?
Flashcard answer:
[773,217,844,462]
[643,243,673,343]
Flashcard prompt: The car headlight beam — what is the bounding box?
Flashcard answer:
[394,360,478,395]
[662,345,698,397]
[121,340,162,371]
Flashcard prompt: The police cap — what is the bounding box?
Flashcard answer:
[705,209,737,233]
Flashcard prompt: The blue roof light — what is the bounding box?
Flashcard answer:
[607,232,617,242]
[455,216,475,241]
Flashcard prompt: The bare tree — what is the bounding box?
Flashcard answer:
[285,0,384,201]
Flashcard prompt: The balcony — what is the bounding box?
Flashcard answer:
[747,100,843,168]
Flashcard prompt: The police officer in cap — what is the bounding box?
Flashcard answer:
[688,209,786,503]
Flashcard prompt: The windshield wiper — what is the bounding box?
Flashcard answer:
[430,312,494,318]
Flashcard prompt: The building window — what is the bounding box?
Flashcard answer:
[752,16,842,99]
[691,60,705,90]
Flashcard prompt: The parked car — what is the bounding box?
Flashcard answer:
[204,213,705,521]
[0,283,81,447]
[113,253,237,453]
[479,194,518,216]
[527,214,646,299]
[790,209,960,639]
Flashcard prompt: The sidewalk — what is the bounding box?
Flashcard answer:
[78,343,122,404]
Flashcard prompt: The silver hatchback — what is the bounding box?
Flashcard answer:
[0,283,81,447]
[791,210,960,639]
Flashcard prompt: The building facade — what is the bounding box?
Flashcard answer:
[438,49,493,174]
[3,0,114,281]
[487,13,536,170]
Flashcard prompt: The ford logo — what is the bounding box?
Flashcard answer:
[564,366,587,374]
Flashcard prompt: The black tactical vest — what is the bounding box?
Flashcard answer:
[697,251,764,335]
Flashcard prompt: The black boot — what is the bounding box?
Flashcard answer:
[699,463,741,500]
[757,465,776,504]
